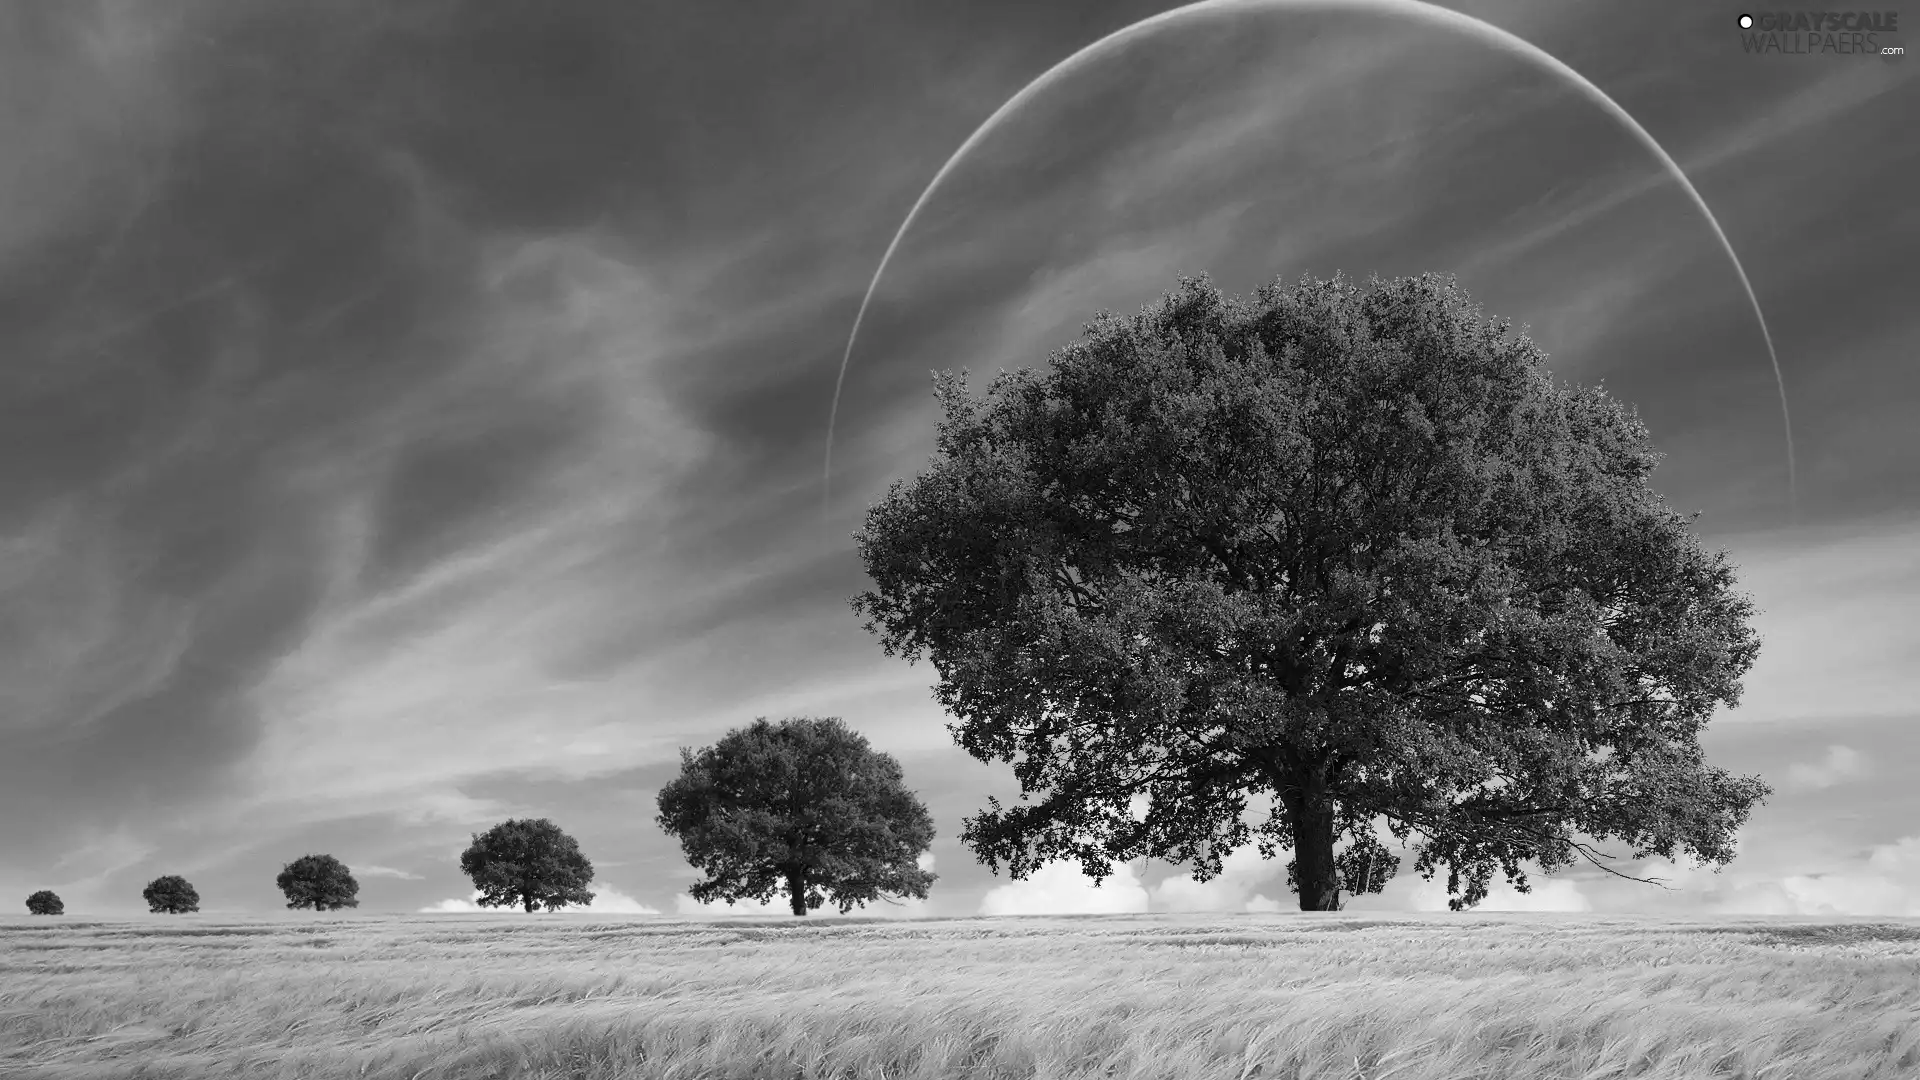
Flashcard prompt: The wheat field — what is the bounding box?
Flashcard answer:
[3,910,1917,1079]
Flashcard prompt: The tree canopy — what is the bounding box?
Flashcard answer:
[143,875,200,914]
[276,853,361,911]
[459,818,596,913]
[850,271,1770,911]
[25,889,63,915]
[656,716,937,915]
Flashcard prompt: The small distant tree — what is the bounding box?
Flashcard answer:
[25,890,64,915]
[656,716,938,916]
[275,854,361,911]
[458,819,596,913]
[143,875,200,914]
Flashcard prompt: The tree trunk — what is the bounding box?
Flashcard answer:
[786,867,807,916]
[524,895,537,914]
[1282,775,1342,911]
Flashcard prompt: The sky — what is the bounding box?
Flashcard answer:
[1,0,1915,920]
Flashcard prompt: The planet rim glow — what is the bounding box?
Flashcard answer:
[822,0,1797,525]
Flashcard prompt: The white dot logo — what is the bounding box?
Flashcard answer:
[1738,14,1753,28]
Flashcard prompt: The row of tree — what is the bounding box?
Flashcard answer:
[27,874,206,916]
[26,717,939,917]
[24,273,1774,917]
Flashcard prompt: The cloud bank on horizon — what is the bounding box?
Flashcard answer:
[1,0,1915,920]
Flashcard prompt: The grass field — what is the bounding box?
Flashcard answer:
[3,910,1918,1079]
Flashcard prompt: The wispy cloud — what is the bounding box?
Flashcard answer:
[1723,518,1920,724]
[0,502,197,735]
[352,865,424,881]
[1786,745,1867,792]
[235,235,721,820]
[1452,45,1904,281]
[0,2,185,272]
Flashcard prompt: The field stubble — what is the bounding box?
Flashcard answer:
[2,911,1917,1079]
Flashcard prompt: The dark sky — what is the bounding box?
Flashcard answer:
[2,0,1914,917]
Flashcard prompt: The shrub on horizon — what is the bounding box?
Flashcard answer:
[143,875,200,914]
[25,889,64,915]
[458,818,596,913]
[275,853,361,911]
[657,715,937,916]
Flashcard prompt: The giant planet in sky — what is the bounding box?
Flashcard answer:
[826,0,1793,529]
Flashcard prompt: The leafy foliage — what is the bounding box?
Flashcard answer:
[851,271,1770,911]
[458,819,596,913]
[656,716,937,915]
[143,875,200,914]
[25,889,63,915]
[276,853,361,911]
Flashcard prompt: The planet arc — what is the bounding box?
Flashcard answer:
[825,0,1795,523]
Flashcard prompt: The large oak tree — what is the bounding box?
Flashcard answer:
[656,716,937,915]
[850,272,1770,911]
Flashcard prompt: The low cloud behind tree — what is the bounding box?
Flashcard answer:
[275,854,361,911]
[851,271,1770,912]
[458,818,596,913]
[656,716,937,915]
